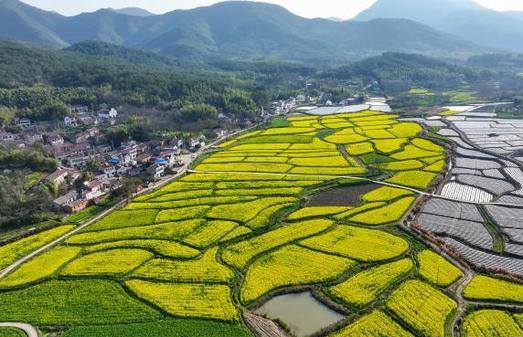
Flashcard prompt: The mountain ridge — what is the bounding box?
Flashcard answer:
[0,0,486,62]
[355,0,523,52]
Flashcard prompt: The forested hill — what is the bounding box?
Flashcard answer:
[0,0,483,62]
[320,52,493,94]
[64,41,181,67]
[0,40,262,122]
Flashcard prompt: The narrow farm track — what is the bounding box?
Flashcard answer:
[450,268,475,337]
[0,122,267,281]
[0,323,38,337]
[188,169,523,208]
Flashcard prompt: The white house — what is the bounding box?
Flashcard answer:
[98,108,118,119]
[64,116,78,127]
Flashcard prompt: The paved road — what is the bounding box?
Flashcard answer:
[0,323,38,337]
[0,121,265,281]
[188,169,523,208]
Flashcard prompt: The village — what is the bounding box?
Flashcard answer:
[0,104,214,214]
[0,90,365,216]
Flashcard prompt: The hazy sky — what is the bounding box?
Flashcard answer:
[19,0,523,18]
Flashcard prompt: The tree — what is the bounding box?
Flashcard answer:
[180,103,218,122]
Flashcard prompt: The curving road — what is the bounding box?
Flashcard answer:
[0,323,38,337]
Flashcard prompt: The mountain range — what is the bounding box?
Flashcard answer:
[356,0,523,53]
[0,0,484,63]
[0,0,520,63]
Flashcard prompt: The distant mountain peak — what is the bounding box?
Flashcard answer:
[106,7,153,16]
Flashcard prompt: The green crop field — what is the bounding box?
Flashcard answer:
[2,111,521,337]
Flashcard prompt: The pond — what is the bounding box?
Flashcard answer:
[254,292,345,337]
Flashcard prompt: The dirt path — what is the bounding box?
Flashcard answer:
[0,323,38,337]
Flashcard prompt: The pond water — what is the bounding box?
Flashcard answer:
[254,292,345,337]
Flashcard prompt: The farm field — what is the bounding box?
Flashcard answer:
[1,110,523,337]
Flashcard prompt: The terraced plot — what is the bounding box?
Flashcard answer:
[462,310,523,337]
[241,245,355,303]
[387,280,457,337]
[6,111,512,337]
[329,258,413,307]
[328,310,414,337]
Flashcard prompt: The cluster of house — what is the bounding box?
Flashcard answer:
[47,169,120,213]
[0,104,119,149]
[46,135,209,213]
